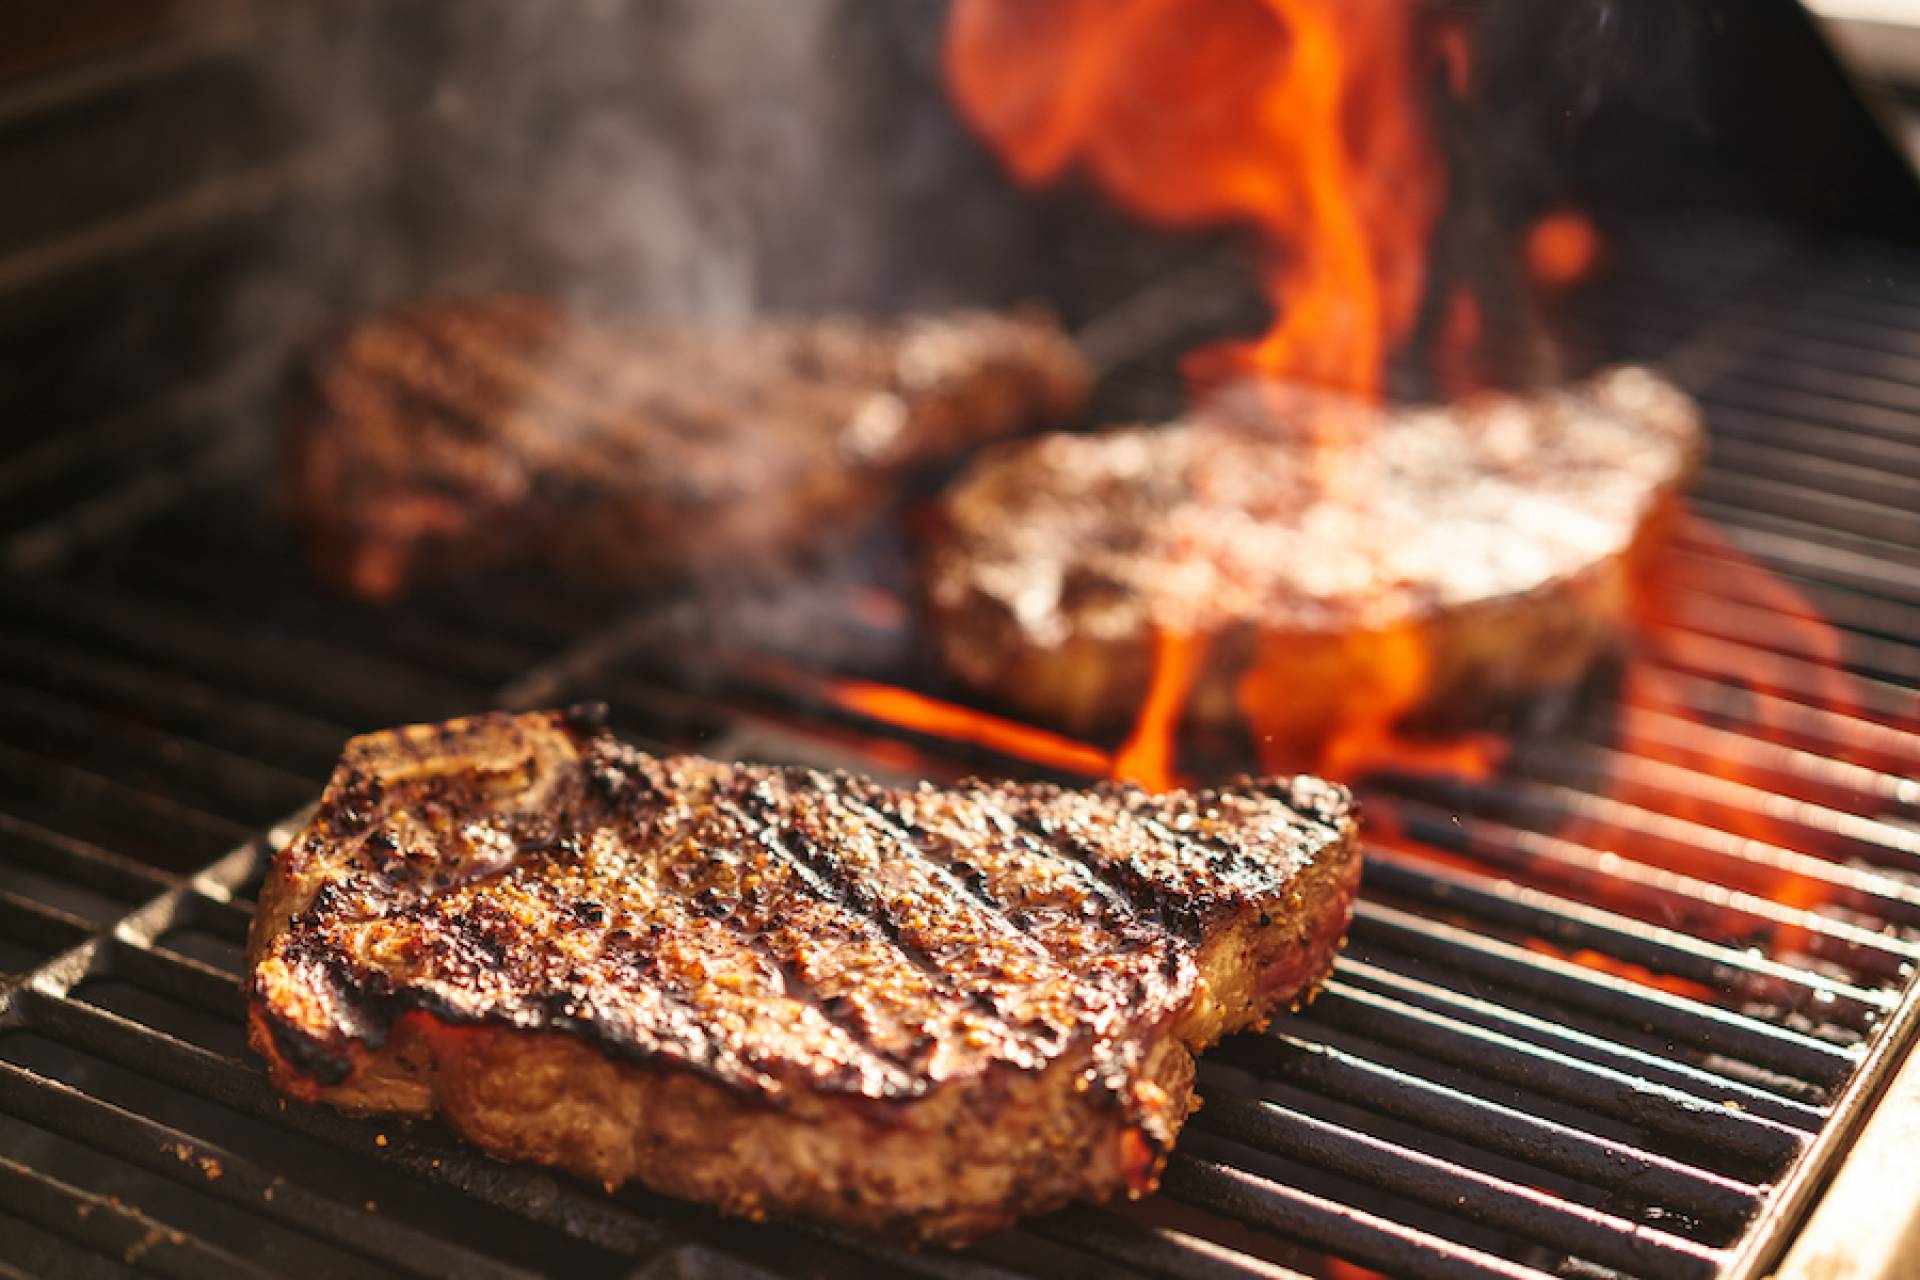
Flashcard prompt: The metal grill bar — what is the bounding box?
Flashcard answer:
[1303,979,1807,1166]
[1362,852,1892,1024]
[0,1151,274,1280]
[1027,1206,1310,1280]
[1330,959,1829,1131]
[1351,902,1862,1085]
[0,1062,535,1280]
[1398,777,1920,931]
[1190,1093,1722,1279]
[0,813,169,904]
[4,994,683,1260]
[1221,1033,1766,1230]
[1159,1157,1557,1280]
[1381,800,1919,983]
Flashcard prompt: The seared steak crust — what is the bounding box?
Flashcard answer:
[925,366,1704,757]
[247,708,1359,1243]
[285,297,1089,601]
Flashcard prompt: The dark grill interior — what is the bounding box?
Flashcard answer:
[5,13,1920,1280]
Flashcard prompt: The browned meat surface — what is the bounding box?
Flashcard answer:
[247,707,1359,1245]
[925,366,1704,761]
[284,297,1089,601]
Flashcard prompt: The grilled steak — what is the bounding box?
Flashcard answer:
[284,297,1089,601]
[247,707,1359,1244]
[925,366,1704,764]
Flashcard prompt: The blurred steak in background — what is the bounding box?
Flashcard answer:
[285,296,1087,601]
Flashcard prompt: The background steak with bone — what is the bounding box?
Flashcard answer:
[284,296,1089,601]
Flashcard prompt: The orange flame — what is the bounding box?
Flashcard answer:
[1573,513,1872,947]
[1111,630,1210,791]
[1237,621,1509,783]
[1325,1261,1389,1280]
[1432,284,1485,401]
[1525,209,1603,289]
[1522,940,1719,1002]
[947,0,1501,791]
[946,0,1449,398]
[826,679,1111,778]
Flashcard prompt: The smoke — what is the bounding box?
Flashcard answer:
[226,1,1041,367]
[1463,0,1710,219]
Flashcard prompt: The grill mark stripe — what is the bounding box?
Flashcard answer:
[1119,800,1274,901]
[341,319,522,453]
[721,779,961,990]
[728,769,1120,1067]
[608,751,927,1081]
[333,306,582,472]
[842,782,1188,1038]
[831,780,1058,968]
[445,875,739,1072]
[1004,815,1158,918]
[846,780,1177,969]
[1008,789,1214,939]
[970,786,1149,927]
[368,366,495,451]
[821,782,1108,1057]
[699,790,937,1078]
[342,749,914,1095]
[284,868,754,1082]
[1113,782,1305,902]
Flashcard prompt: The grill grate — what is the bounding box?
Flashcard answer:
[4,236,1917,1279]
[3,26,1920,1280]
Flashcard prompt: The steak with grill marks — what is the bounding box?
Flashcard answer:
[246,707,1360,1244]
[284,297,1089,601]
[924,366,1704,761]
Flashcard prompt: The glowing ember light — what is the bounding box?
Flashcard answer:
[827,679,1110,778]
[1432,284,1485,401]
[1435,17,1473,99]
[1326,1259,1389,1280]
[946,0,1450,399]
[1111,630,1210,790]
[1236,622,1509,782]
[1523,939,1718,1002]
[1525,209,1603,288]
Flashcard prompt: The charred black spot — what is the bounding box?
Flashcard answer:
[587,762,628,798]
[264,1013,356,1087]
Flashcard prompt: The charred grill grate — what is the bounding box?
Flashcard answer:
[4,22,1920,1280]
